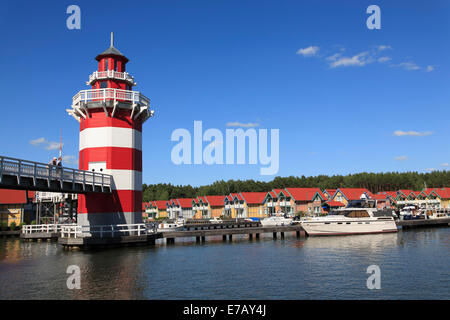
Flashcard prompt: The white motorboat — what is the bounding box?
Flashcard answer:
[209,217,223,224]
[157,218,185,232]
[300,199,397,236]
[261,215,293,227]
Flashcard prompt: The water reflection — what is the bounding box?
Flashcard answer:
[0,228,449,300]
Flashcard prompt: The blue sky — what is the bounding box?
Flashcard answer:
[0,0,449,186]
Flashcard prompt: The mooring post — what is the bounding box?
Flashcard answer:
[256,233,260,239]
[273,232,277,239]
[249,233,253,240]
[228,234,233,241]
[196,236,200,243]
[281,232,285,239]
[201,236,205,243]
[222,235,227,241]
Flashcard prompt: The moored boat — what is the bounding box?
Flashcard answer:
[300,199,397,236]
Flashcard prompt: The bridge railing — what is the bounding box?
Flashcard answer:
[0,155,112,191]
[60,223,154,239]
[22,224,77,234]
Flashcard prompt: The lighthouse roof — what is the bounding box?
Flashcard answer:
[95,32,129,63]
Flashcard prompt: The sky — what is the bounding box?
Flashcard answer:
[0,0,449,186]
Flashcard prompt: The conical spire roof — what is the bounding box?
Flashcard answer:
[95,32,129,63]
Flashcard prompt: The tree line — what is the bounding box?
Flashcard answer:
[142,171,450,202]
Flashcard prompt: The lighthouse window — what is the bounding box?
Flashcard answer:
[100,81,107,89]
[104,59,109,71]
[114,60,117,71]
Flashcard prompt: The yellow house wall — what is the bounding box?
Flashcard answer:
[157,209,168,218]
[211,206,223,218]
[0,204,23,225]
[332,191,349,206]
[246,204,264,217]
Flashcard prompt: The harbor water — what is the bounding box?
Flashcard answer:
[0,227,449,299]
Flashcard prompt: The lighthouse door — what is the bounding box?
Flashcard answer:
[88,161,107,173]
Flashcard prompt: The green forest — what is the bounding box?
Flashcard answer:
[142,171,450,202]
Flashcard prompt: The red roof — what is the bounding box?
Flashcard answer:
[204,195,226,207]
[228,193,243,201]
[419,188,436,196]
[154,200,167,209]
[284,188,323,201]
[336,188,372,201]
[239,192,267,204]
[175,198,194,208]
[0,189,28,204]
[326,200,345,207]
[324,189,337,197]
[431,188,450,199]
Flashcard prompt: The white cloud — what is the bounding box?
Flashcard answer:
[426,65,434,72]
[225,122,260,128]
[30,137,63,150]
[296,46,319,57]
[328,51,373,68]
[62,155,78,166]
[424,168,437,172]
[377,45,392,51]
[378,56,391,63]
[396,62,420,71]
[393,130,432,137]
[394,156,408,161]
[441,163,449,167]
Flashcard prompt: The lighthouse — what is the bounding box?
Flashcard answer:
[67,33,154,226]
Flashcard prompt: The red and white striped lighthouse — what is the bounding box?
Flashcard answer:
[67,33,154,226]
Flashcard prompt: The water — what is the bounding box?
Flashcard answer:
[0,228,449,299]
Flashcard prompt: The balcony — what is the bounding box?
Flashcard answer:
[87,70,136,86]
[68,88,154,123]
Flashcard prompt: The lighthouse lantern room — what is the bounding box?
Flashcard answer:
[67,33,154,226]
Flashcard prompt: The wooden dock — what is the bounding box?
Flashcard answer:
[161,223,306,244]
[21,232,60,241]
[58,233,162,250]
[0,230,21,238]
[396,217,450,229]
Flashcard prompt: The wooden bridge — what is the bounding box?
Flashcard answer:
[0,155,112,193]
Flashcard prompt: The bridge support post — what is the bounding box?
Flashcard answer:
[196,236,200,243]
[281,232,285,239]
[273,232,277,239]
[256,233,260,239]
[222,235,227,241]
[249,233,253,240]
[201,236,205,243]
[228,234,232,241]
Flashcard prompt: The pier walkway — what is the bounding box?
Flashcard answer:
[0,155,112,193]
[396,217,450,229]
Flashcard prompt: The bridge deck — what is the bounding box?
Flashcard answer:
[0,155,112,193]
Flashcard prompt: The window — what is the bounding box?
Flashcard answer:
[100,81,107,89]
[104,59,109,71]
[114,60,117,71]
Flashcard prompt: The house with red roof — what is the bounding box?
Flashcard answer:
[262,188,284,215]
[332,188,372,206]
[0,189,35,225]
[429,188,450,208]
[166,198,194,219]
[372,192,395,209]
[283,188,327,216]
[192,195,226,219]
[143,200,168,219]
[238,192,267,218]
[224,193,242,218]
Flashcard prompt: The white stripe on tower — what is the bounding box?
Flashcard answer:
[80,127,142,150]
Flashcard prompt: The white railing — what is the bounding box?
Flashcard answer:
[60,223,154,239]
[87,70,135,85]
[0,155,112,192]
[72,88,150,107]
[22,223,76,234]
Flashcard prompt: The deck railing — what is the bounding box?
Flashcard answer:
[60,223,155,238]
[22,224,77,234]
[0,155,112,192]
[87,70,135,85]
[72,88,150,107]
